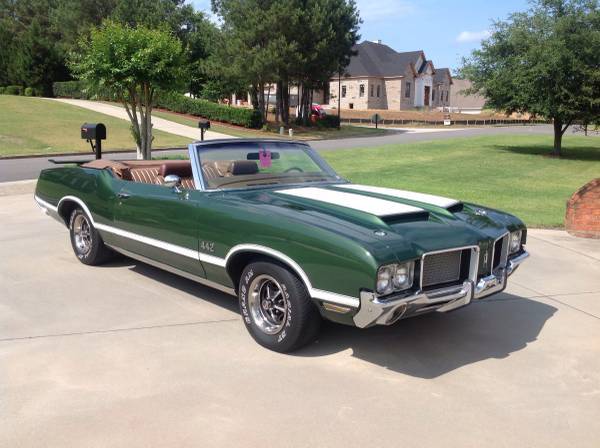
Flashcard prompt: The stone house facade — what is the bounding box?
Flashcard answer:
[328,41,453,111]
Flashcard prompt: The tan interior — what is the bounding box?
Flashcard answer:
[81,159,258,190]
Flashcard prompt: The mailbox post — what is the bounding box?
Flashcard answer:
[81,123,106,159]
[371,113,381,129]
[198,119,210,141]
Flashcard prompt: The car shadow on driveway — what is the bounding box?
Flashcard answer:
[296,294,557,378]
[110,259,557,378]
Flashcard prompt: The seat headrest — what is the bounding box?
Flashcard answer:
[230,160,258,175]
[159,161,192,178]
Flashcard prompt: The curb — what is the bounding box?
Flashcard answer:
[0,179,36,196]
[0,147,187,161]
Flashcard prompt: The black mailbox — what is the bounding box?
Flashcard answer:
[81,123,106,140]
[81,122,106,159]
[198,119,210,141]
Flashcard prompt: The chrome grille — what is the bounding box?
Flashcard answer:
[422,250,462,288]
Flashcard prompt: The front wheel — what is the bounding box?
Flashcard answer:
[239,261,321,352]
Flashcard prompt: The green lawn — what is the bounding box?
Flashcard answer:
[151,108,388,140]
[0,96,190,157]
[321,134,600,228]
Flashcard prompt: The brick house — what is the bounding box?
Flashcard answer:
[328,41,453,111]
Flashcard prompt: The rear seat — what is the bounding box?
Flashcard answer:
[155,161,195,189]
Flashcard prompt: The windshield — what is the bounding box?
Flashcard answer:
[195,141,342,190]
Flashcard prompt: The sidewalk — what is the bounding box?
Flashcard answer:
[49,98,234,141]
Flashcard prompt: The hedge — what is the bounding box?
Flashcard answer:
[0,87,4,94]
[52,82,262,129]
[156,92,262,129]
[5,85,24,95]
[52,81,117,101]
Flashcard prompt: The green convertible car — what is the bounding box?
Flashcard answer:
[35,139,529,352]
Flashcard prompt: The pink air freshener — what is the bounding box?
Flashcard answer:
[259,149,272,168]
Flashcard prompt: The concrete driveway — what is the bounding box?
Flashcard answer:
[1,192,599,448]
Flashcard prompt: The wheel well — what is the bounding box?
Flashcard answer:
[226,251,308,293]
[57,200,79,226]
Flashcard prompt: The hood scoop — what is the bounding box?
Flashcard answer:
[380,211,429,225]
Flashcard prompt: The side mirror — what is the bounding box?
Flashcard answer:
[164,174,182,191]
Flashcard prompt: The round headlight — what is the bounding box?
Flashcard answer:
[376,266,392,295]
[509,230,522,253]
[393,265,408,288]
[392,262,414,290]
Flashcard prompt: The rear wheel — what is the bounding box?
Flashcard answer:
[68,207,112,265]
[239,261,321,352]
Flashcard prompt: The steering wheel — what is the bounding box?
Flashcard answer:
[284,167,304,173]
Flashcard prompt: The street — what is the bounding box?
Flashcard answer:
[0,124,582,182]
[1,192,599,447]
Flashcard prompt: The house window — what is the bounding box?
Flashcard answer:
[405,82,411,98]
[359,84,365,97]
[341,85,346,98]
[376,85,380,97]
[370,85,374,97]
[432,90,436,102]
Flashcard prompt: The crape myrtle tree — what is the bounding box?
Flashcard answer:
[211,0,360,125]
[461,0,600,156]
[70,22,186,160]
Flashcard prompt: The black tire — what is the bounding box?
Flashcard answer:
[68,207,113,265]
[239,260,321,353]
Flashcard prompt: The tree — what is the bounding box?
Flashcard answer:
[293,0,360,124]
[461,0,600,156]
[70,22,186,159]
[211,0,360,125]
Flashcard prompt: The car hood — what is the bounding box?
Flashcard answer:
[219,183,524,263]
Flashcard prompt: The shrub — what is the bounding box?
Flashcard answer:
[24,87,35,97]
[52,81,87,99]
[5,85,24,95]
[156,92,263,128]
[0,87,5,94]
[317,114,341,129]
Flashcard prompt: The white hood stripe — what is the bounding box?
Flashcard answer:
[336,184,460,209]
[276,187,424,217]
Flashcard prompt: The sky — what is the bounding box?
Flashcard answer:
[190,0,532,72]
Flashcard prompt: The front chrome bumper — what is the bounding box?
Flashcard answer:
[353,250,529,328]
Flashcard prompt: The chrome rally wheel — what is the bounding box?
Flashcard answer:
[248,274,288,335]
[72,213,92,256]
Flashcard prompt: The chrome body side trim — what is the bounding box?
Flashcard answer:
[34,195,58,213]
[107,245,236,296]
[96,223,199,260]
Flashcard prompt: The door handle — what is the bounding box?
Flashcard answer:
[117,192,130,199]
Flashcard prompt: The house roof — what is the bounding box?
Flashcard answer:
[343,41,425,78]
[433,68,453,85]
